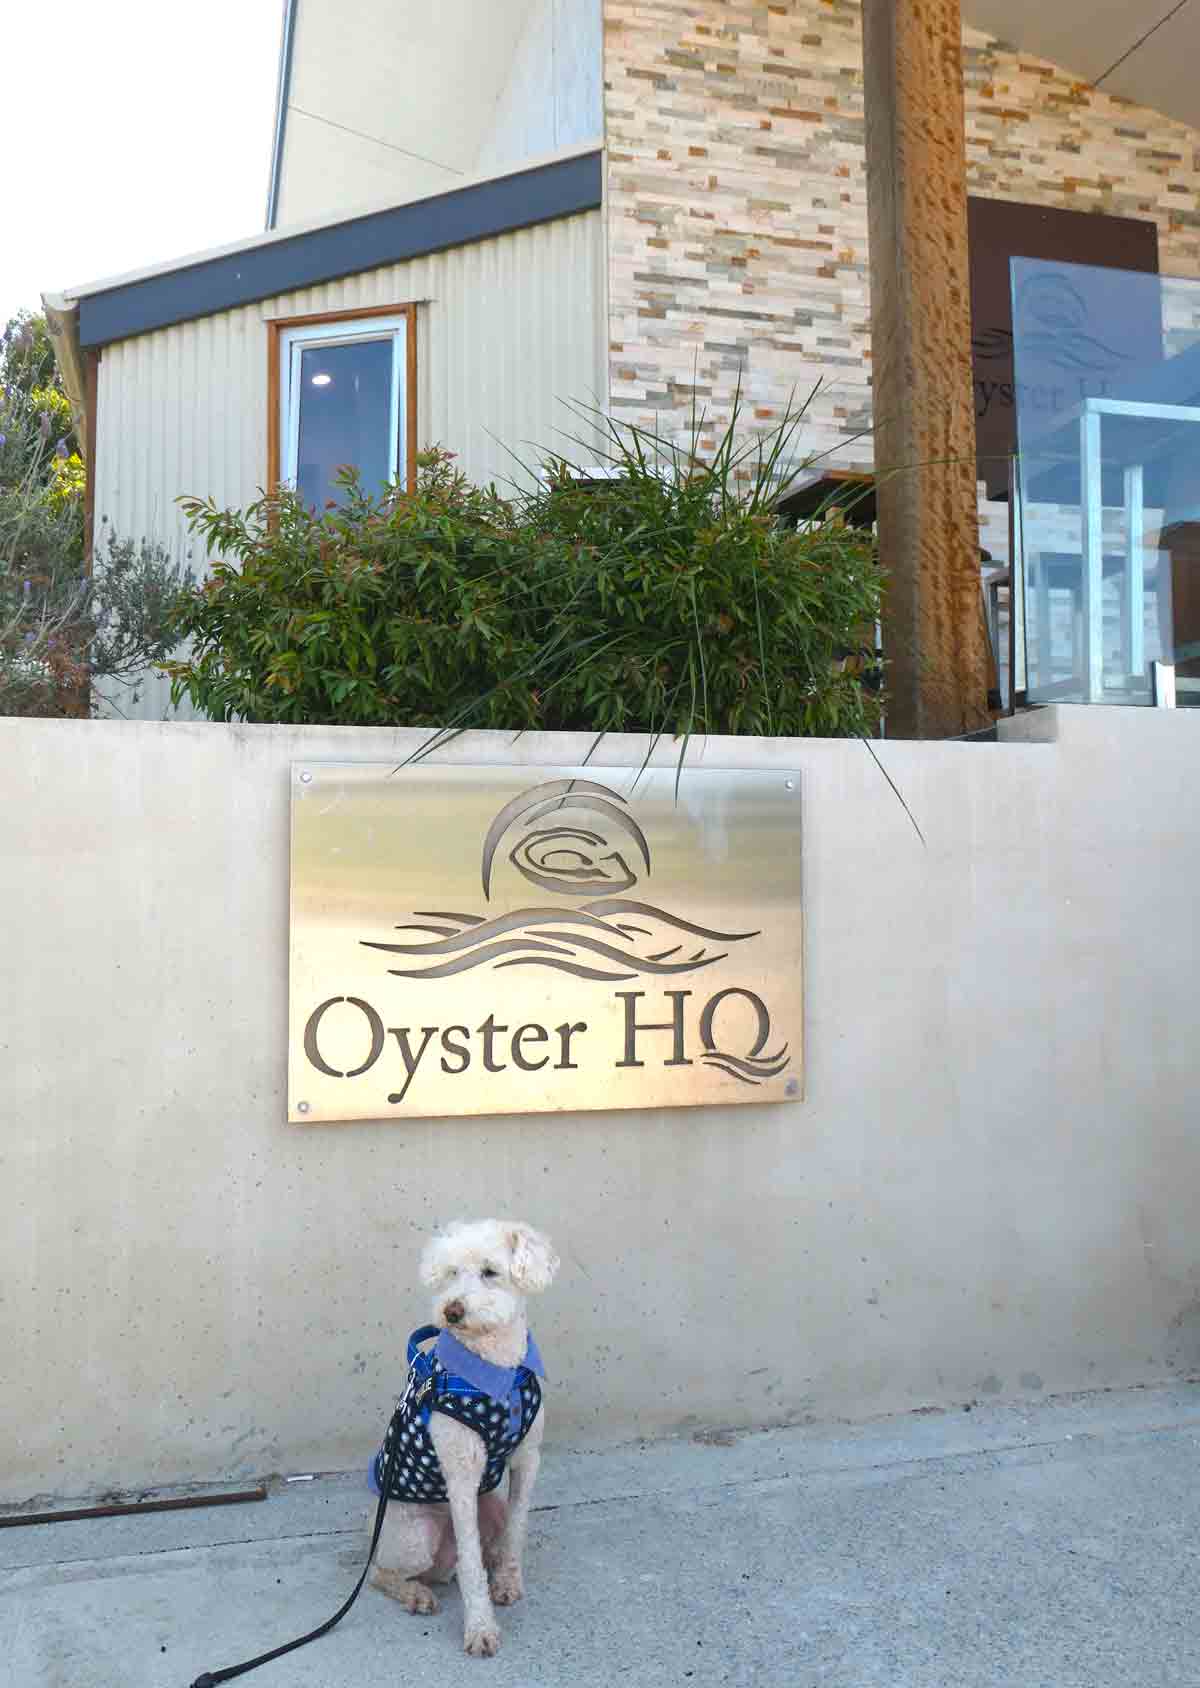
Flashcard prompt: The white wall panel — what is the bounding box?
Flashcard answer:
[93,210,606,719]
[275,0,537,226]
[475,0,603,178]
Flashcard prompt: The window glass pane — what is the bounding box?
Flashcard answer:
[1012,257,1200,706]
[295,336,394,509]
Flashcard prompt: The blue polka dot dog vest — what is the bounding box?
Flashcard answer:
[369,1325,545,1504]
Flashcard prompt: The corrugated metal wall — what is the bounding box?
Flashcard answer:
[93,209,606,719]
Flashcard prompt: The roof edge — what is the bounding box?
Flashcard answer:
[55,139,603,303]
[39,293,89,464]
[74,147,604,350]
[265,0,299,231]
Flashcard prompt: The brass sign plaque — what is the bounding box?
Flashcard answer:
[288,764,802,1122]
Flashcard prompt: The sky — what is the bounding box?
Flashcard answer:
[4,0,283,328]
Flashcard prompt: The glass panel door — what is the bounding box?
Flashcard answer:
[1012,259,1200,705]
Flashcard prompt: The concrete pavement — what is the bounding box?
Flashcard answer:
[5,1381,1199,1688]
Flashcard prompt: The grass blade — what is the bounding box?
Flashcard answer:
[857,734,926,848]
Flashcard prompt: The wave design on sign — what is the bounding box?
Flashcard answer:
[361,901,758,983]
[360,778,777,1080]
[698,1044,790,1085]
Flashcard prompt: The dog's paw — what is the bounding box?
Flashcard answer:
[489,1566,524,1606]
[371,1568,440,1614]
[406,1582,440,1616]
[463,1623,502,1657]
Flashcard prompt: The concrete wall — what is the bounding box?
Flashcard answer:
[605,0,1200,462]
[3,707,1200,1504]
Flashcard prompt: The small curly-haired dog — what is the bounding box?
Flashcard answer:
[369,1219,559,1658]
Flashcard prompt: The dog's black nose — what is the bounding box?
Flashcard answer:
[444,1300,465,1325]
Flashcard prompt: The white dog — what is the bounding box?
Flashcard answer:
[369,1219,559,1657]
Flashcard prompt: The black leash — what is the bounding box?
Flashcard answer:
[188,1405,405,1688]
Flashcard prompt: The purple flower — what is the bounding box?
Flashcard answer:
[0,433,6,448]
[55,439,68,459]
[39,411,50,438]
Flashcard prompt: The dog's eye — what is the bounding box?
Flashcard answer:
[481,1265,499,1279]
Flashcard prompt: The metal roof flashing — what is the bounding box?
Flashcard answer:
[266,0,298,231]
[68,146,603,350]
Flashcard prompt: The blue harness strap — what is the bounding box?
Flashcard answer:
[407,1324,440,1366]
[370,1326,543,1503]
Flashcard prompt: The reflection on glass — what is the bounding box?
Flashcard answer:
[979,493,1013,710]
[1012,257,1200,705]
[295,337,394,511]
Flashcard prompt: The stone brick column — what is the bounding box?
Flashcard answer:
[861,0,992,737]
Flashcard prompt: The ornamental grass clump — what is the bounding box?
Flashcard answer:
[166,399,883,741]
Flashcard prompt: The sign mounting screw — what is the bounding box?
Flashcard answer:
[299,770,313,784]
[297,1101,311,1114]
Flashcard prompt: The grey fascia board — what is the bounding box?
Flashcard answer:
[77,150,603,349]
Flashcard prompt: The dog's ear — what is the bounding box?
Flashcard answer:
[419,1224,464,1287]
[507,1223,560,1293]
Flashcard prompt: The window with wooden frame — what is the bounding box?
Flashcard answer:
[268,304,417,507]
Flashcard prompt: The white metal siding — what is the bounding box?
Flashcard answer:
[93,209,606,719]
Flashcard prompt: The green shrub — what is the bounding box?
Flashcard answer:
[166,404,884,740]
[1,312,60,390]
[1,312,80,480]
[0,521,197,720]
[1,353,194,719]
